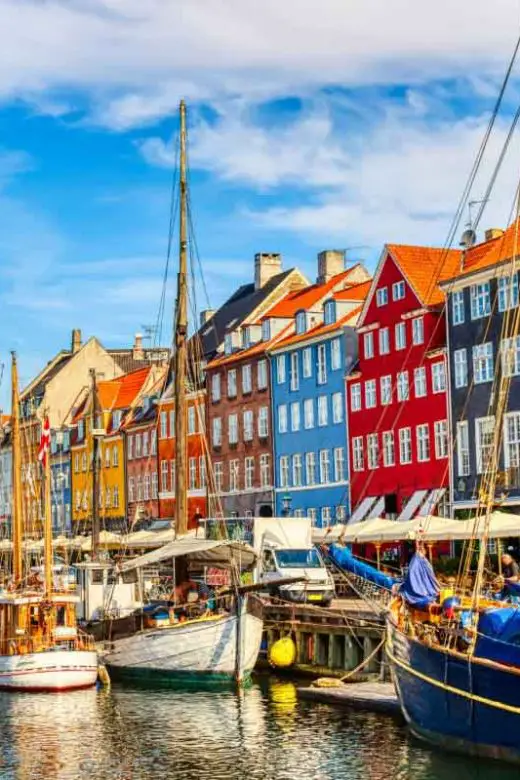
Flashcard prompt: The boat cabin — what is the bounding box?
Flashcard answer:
[74,561,142,622]
[0,592,84,655]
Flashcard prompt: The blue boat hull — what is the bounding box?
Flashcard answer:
[386,617,520,764]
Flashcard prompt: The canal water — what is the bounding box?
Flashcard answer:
[0,676,515,780]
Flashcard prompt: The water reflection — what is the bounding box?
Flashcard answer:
[0,678,515,779]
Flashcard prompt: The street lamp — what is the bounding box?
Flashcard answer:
[281,494,292,517]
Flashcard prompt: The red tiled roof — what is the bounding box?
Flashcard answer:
[207,323,294,369]
[442,221,519,281]
[386,245,462,306]
[262,267,358,319]
[333,280,372,302]
[270,306,362,351]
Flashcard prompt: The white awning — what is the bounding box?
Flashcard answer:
[397,490,428,521]
[417,488,446,517]
[367,496,385,519]
[121,538,257,573]
[350,496,377,524]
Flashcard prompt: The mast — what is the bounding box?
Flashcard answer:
[90,368,100,558]
[174,100,188,536]
[10,352,23,584]
[43,416,52,598]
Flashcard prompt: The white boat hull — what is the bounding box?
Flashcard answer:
[0,650,98,691]
[104,611,264,685]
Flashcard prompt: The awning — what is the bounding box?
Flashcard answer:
[367,497,385,519]
[397,490,428,521]
[121,537,257,573]
[349,496,377,524]
[417,488,446,517]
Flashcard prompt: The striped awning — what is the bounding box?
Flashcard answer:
[349,496,377,524]
[397,490,428,521]
[417,488,447,517]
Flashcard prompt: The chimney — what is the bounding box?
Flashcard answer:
[133,333,144,361]
[71,329,82,354]
[200,309,215,327]
[485,228,504,242]
[317,250,345,284]
[254,253,282,290]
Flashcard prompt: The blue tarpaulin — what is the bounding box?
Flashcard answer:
[399,553,439,608]
[476,607,520,666]
[328,544,397,591]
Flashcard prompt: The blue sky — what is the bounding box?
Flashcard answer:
[1,0,520,407]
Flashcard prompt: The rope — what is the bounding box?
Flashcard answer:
[312,636,385,687]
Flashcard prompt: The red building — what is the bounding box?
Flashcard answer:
[125,400,160,528]
[347,244,460,522]
[157,386,207,527]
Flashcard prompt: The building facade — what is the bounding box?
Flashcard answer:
[0,420,11,534]
[347,244,460,522]
[125,401,160,528]
[441,223,520,512]
[50,427,72,535]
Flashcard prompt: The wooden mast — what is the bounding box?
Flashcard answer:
[90,368,100,558]
[43,418,53,598]
[174,99,188,536]
[10,352,23,585]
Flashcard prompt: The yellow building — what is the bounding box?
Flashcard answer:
[71,367,160,532]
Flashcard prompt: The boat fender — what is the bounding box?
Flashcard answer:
[97,664,111,687]
[268,636,297,669]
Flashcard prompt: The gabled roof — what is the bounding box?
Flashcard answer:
[386,245,461,306]
[264,264,364,319]
[206,322,293,370]
[269,306,362,352]
[332,280,372,302]
[441,220,520,284]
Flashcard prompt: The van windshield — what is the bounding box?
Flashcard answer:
[275,549,322,568]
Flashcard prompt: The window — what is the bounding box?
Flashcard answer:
[258,406,269,438]
[434,420,448,459]
[169,410,175,438]
[170,460,176,493]
[135,435,142,459]
[113,410,122,430]
[276,355,286,384]
[336,505,346,523]
[414,367,426,398]
[161,460,169,491]
[367,434,379,470]
[200,456,206,489]
[334,447,345,481]
[257,360,268,389]
[324,301,336,325]
[292,454,303,487]
[113,486,119,509]
[82,453,87,472]
[452,290,465,325]
[470,282,491,319]
[241,364,252,394]
[151,471,158,499]
[412,317,424,345]
[228,414,238,444]
[416,424,430,462]
[278,405,288,434]
[317,395,328,426]
[395,322,406,350]
[332,392,343,423]
[245,457,254,490]
[128,477,135,503]
[302,348,312,378]
[260,454,270,487]
[319,450,330,483]
[262,320,270,341]
[498,274,519,312]
[504,412,520,468]
[365,380,377,409]
[331,338,341,370]
[322,507,332,525]
[243,410,254,441]
[304,398,314,429]
[456,421,470,476]
[379,328,390,355]
[227,369,237,398]
[307,508,317,523]
[454,349,468,388]
[290,352,299,391]
[397,371,409,401]
[382,431,395,467]
[296,311,306,334]
[212,417,222,447]
[188,406,196,435]
[476,416,495,473]
[142,432,149,456]
[380,375,392,406]
[350,383,361,411]
[431,362,446,393]
[127,435,134,461]
[305,452,316,485]
[112,447,119,467]
[376,287,388,306]
[160,411,168,439]
[214,462,223,493]
[399,428,412,464]
[353,437,364,471]
[473,342,494,383]
[151,429,157,456]
[317,344,327,384]
[229,460,239,492]
[291,402,301,432]
[78,420,84,441]
[501,336,520,377]
[143,474,150,500]
[279,456,289,488]
[211,374,221,402]
[224,334,233,354]
[392,280,405,301]
[364,332,374,359]
[105,447,110,468]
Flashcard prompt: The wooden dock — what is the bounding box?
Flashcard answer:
[298,681,401,718]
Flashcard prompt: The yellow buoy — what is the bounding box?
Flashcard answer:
[268,636,297,668]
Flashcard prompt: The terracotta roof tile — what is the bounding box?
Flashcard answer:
[386,244,461,306]
[263,268,356,318]
[444,222,518,281]
[207,323,294,369]
[333,280,372,302]
[270,306,362,351]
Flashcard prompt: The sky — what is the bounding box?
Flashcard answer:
[1,0,520,407]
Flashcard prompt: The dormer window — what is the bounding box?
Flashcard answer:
[324,301,336,325]
[376,287,388,307]
[224,334,233,355]
[112,410,122,429]
[77,420,84,441]
[262,320,271,341]
[295,311,307,334]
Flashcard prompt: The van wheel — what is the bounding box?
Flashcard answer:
[321,595,333,608]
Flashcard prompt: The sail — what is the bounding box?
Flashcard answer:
[328,544,397,591]
[398,552,439,608]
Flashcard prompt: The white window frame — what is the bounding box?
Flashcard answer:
[365,380,377,409]
[258,406,269,438]
[290,352,299,391]
[292,454,303,487]
[331,338,341,370]
[475,415,495,474]
[431,362,446,393]
[243,410,254,441]
[416,424,430,462]
[352,437,364,471]
[276,355,286,384]
[380,375,392,406]
[364,332,374,359]
[452,290,465,325]
[397,371,409,402]
[332,392,343,424]
[278,405,288,434]
[319,449,331,483]
[317,344,327,385]
[227,369,237,398]
[434,420,448,459]
[305,452,316,485]
[279,456,289,488]
[350,383,362,412]
[414,366,426,398]
[245,456,254,490]
[302,348,312,378]
[470,282,491,320]
[333,447,345,481]
[317,395,328,427]
[376,287,388,307]
[395,322,406,351]
[456,420,470,477]
[212,417,222,447]
[379,327,390,355]
[473,342,494,384]
[392,280,405,301]
[382,431,395,467]
[228,414,238,445]
[501,336,520,378]
[498,274,519,313]
[242,364,252,394]
[260,454,270,488]
[454,349,468,388]
[367,434,379,470]
[399,427,412,465]
[412,317,424,346]
[291,402,301,432]
[257,359,268,390]
[304,398,314,429]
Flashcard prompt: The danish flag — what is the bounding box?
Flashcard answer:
[38,416,51,468]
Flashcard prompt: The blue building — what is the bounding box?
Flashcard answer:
[50,427,72,535]
[268,274,369,527]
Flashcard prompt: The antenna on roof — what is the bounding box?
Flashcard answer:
[141,325,157,345]
[460,199,489,247]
